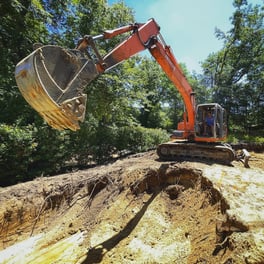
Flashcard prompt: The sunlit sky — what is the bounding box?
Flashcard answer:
[108,0,263,73]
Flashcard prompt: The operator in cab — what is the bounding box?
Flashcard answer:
[204,111,214,136]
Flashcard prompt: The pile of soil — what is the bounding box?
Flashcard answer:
[0,151,263,263]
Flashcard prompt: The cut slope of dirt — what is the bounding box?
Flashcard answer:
[0,151,263,263]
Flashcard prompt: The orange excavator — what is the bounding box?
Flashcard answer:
[15,18,249,165]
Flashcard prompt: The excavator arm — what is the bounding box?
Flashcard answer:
[15,19,195,133]
[78,19,196,136]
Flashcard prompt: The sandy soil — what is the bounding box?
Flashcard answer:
[0,151,263,264]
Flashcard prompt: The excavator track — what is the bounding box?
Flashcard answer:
[157,141,236,165]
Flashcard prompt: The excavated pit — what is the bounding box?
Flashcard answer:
[0,151,263,263]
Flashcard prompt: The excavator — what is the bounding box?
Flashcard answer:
[15,18,249,165]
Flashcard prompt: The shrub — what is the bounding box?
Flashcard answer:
[69,123,169,165]
[30,125,72,176]
[0,124,37,186]
[0,123,73,186]
[0,122,169,186]
[115,126,169,153]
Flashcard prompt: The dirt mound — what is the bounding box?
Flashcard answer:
[0,151,263,263]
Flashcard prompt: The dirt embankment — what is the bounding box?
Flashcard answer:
[0,151,263,263]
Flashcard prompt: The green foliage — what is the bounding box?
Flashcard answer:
[121,57,185,130]
[69,120,169,165]
[0,0,49,124]
[30,125,72,176]
[115,126,169,154]
[202,1,264,130]
[0,123,74,186]
[0,124,37,186]
[227,132,264,144]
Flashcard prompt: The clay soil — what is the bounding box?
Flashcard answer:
[0,151,264,264]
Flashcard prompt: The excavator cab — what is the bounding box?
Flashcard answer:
[195,103,227,141]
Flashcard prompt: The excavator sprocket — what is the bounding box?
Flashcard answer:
[15,45,98,130]
[157,141,236,165]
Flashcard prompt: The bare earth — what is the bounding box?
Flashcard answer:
[0,151,263,264]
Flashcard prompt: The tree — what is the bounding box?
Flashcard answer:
[0,0,142,183]
[202,0,264,131]
[0,0,49,124]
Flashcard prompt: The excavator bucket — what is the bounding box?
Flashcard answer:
[15,45,99,130]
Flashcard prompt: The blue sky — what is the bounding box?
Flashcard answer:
[108,0,263,73]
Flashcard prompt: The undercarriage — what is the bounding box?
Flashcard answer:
[157,141,244,165]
